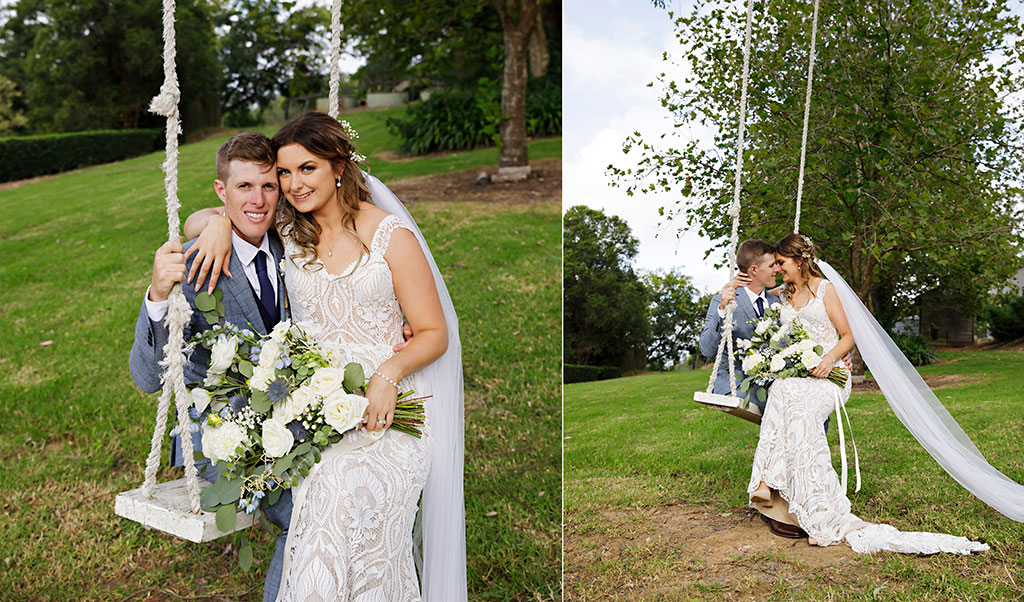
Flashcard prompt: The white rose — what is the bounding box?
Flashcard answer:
[801,350,822,371]
[771,302,781,312]
[201,421,249,465]
[258,339,282,370]
[271,399,294,424]
[289,386,315,417]
[209,335,238,375]
[310,367,344,397]
[261,418,294,458]
[771,325,789,342]
[754,320,771,335]
[250,364,275,391]
[191,388,211,413]
[742,352,763,373]
[769,353,787,372]
[291,320,320,338]
[321,391,369,434]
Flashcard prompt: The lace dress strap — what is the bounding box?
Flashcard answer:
[815,279,830,300]
[370,214,410,256]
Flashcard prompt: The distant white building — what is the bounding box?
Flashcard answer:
[1012,267,1024,296]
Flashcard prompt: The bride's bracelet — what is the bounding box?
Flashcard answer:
[373,369,400,390]
[823,352,835,364]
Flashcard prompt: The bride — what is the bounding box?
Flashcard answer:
[185,111,467,600]
[742,233,999,554]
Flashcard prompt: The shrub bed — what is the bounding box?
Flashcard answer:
[889,333,937,366]
[564,364,622,384]
[387,78,562,156]
[984,294,1024,342]
[0,129,162,182]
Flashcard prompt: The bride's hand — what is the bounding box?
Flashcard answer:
[184,214,233,293]
[362,370,398,432]
[810,354,834,378]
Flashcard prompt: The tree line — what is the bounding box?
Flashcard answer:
[563,205,711,372]
[0,0,560,150]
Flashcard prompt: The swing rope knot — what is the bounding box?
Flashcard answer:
[149,82,180,118]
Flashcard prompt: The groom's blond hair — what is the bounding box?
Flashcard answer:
[215,132,275,182]
[737,239,775,273]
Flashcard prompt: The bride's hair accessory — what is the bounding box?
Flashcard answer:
[800,234,814,259]
[338,119,367,163]
[373,369,400,390]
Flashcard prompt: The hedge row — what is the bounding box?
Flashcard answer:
[0,129,163,183]
[564,364,622,384]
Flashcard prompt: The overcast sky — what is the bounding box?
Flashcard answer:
[564,0,729,294]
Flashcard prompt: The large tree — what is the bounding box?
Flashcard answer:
[613,0,1024,329]
[340,0,559,171]
[564,205,649,368]
[643,270,709,370]
[215,0,330,117]
[0,0,220,133]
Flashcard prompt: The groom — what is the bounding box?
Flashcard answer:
[129,131,292,602]
[698,239,781,413]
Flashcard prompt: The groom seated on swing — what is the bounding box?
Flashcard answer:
[699,239,781,414]
[129,131,295,602]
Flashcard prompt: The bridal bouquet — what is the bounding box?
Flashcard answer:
[737,303,849,404]
[183,290,424,541]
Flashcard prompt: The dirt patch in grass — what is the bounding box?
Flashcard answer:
[852,373,983,393]
[386,157,561,205]
[566,503,857,600]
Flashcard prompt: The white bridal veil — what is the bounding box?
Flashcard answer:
[817,259,1024,522]
[364,173,469,600]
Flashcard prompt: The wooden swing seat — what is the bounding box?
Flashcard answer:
[115,478,259,543]
[693,391,762,425]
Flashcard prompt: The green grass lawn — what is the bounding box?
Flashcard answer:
[0,116,561,600]
[565,352,1024,601]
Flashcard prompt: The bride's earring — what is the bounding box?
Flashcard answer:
[335,177,342,188]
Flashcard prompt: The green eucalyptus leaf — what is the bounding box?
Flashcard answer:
[343,362,366,391]
[238,539,253,572]
[221,478,244,504]
[195,292,216,312]
[756,387,767,402]
[266,487,283,507]
[199,486,220,511]
[238,361,254,378]
[212,288,223,301]
[203,310,220,324]
[215,503,237,532]
[273,454,294,476]
[193,451,206,462]
[294,442,311,456]
[250,389,272,413]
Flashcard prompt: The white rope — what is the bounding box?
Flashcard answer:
[705,0,755,397]
[328,0,342,119]
[141,0,201,513]
[793,0,821,234]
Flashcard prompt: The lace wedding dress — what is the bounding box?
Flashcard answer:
[748,279,988,555]
[276,214,433,601]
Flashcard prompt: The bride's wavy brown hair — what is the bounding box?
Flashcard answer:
[775,232,825,302]
[271,111,373,271]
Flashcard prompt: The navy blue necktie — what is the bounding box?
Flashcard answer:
[254,251,277,320]
[755,296,764,317]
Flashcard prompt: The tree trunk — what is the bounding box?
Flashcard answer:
[493,0,538,169]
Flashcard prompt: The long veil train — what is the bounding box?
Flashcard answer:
[817,259,1024,522]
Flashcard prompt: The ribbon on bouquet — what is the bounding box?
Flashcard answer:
[834,387,862,495]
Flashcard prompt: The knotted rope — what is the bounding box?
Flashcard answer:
[705,0,755,397]
[793,0,821,234]
[141,0,201,513]
[328,0,342,119]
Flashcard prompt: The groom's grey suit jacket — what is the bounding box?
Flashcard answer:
[129,232,289,467]
[698,286,780,413]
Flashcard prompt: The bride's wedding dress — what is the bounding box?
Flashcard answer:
[276,215,432,600]
[748,279,989,554]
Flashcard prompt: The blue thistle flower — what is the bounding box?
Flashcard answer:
[266,379,291,404]
[229,395,247,414]
[287,421,308,441]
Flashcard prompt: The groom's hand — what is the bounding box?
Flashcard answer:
[149,238,186,303]
[392,321,415,353]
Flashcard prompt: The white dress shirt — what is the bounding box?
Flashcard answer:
[718,286,768,320]
[145,231,276,322]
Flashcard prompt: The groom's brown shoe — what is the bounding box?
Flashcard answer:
[760,513,807,539]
